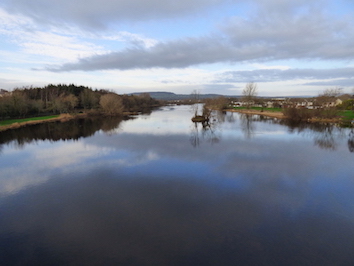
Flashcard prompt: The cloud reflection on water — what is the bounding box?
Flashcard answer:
[1,169,354,265]
[1,106,354,264]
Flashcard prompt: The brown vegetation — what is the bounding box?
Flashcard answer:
[242,82,258,109]
[99,93,124,115]
[204,96,229,110]
[0,84,160,121]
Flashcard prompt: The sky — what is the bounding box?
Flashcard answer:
[0,0,353,96]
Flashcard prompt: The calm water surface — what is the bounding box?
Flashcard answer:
[1,105,354,265]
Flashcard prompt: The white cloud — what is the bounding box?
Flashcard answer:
[0,0,353,95]
[102,32,158,49]
[44,2,354,72]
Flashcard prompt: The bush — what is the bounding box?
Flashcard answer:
[282,107,314,121]
[283,107,340,121]
[313,108,339,119]
[99,94,123,115]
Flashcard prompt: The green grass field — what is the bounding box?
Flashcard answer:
[0,115,60,126]
[339,110,354,121]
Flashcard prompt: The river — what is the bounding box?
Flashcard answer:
[1,105,354,265]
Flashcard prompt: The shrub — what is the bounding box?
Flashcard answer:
[99,94,123,115]
[282,107,314,121]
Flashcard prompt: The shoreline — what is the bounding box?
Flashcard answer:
[0,111,143,132]
[225,109,285,119]
[226,108,345,124]
[0,108,350,132]
[0,113,88,132]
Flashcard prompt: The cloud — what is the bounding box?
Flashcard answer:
[0,8,106,63]
[222,8,354,60]
[213,68,354,84]
[0,7,157,68]
[0,77,30,89]
[45,4,354,72]
[45,37,233,71]
[1,0,226,29]
[1,0,353,95]
[102,32,158,49]
[303,79,354,87]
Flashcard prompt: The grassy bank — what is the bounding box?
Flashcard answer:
[0,115,60,126]
[0,114,79,132]
[339,110,354,121]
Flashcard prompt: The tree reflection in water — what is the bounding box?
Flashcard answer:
[282,120,346,151]
[240,113,255,139]
[237,113,354,152]
[313,127,337,150]
[348,129,354,153]
[189,110,354,152]
[190,110,222,147]
[0,116,126,150]
[1,108,354,155]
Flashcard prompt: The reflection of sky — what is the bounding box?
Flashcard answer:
[0,140,113,196]
[1,105,354,264]
[120,105,194,135]
[1,105,353,197]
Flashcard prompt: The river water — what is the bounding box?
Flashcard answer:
[1,105,354,265]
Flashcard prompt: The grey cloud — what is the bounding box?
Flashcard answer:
[46,37,242,71]
[221,7,354,60]
[6,0,350,72]
[303,79,354,87]
[198,84,240,94]
[47,11,354,72]
[214,68,354,84]
[201,84,238,90]
[1,0,225,29]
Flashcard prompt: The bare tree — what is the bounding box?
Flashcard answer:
[191,89,201,116]
[242,82,258,109]
[0,96,8,119]
[205,96,229,110]
[316,87,342,107]
[100,93,123,115]
[9,90,29,117]
[80,89,99,109]
[53,94,78,113]
[191,89,200,103]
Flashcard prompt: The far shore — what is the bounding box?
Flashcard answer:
[227,108,346,124]
[226,109,285,119]
[0,107,351,133]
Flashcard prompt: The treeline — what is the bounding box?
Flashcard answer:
[0,84,160,119]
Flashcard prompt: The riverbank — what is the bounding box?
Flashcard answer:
[226,109,285,119]
[0,113,89,132]
[0,110,148,132]
[227,108,352,124]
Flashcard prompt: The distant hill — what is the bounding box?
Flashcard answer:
[130,91,313,100]
[130,91,232,101]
